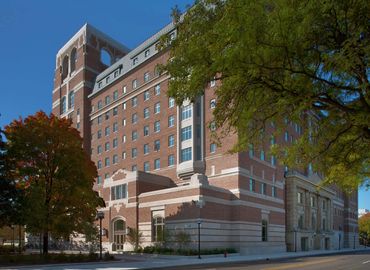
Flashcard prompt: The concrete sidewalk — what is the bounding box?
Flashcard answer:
[2,247,369,270]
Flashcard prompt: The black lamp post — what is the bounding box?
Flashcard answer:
[293,228,297,252]
[338,233,341,250]
[353,235,356,249]
[11,225,15,252]
[97,211,105,260]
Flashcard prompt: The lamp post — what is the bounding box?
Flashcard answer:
[193,198,205,259]
[293,228,297,252]
[338,233,341,250]
[11,225,15,252]
[96,211,105,260]
[197,218,201,259]
[353,235,356,250]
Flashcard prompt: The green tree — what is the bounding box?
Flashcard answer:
[164,0,370,190]
[126,227,144,252]
[4,111,104,254]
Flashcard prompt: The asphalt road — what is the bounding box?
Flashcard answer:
[163,250,370,270]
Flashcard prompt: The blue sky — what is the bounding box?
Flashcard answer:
[0,0,368,210]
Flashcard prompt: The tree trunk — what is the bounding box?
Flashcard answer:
[43,231,48,255]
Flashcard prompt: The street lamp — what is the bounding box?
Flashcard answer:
[338,233,341,250]
[197,218,201,259]
[96,211,105,260]
[353,234,356,250]
[293,228,297,252]
[193,198,205,259]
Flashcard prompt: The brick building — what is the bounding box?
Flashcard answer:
[51,21,358,254]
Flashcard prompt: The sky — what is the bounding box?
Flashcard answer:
[0,0,368,210]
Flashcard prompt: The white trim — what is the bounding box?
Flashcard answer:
[139,195,200,208]
[230,188,284,204]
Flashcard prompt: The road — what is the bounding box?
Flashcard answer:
[163,250,370,270]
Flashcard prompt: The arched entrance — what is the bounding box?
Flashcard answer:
[113,219,126,251]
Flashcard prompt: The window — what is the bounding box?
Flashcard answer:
[144,49,150,57]
[284,131,289,142]
[113,138,118,148]
[97,176,102,185]
[122,118,126,126]
[97,100,103,110]
[210,121,216,131]
[154,65,160,77]
[132,79,138,89]
[113,122,118,132]
[262,220,268,242]
[168,97,175,108]
[70,48,77,72]
[97,145,102,154]
[298,192,303,204]
[298,215,304,229]
[133,57,138,65]
[181,147,192,162]
[144,144,150,154]
[113,90,118,100]
[105,142,110,151]
[61,96,67,114]
[122,135,126,143]
[271,155,276,166]
[261,183,267,195]
[114,70,119,78]
[122,102,126,110]
[311,214,316,230]
[97,115,102,125]
[210,77,216,87]
[168,135,174,147]
[68,91,74,109]
[113,154,118,164]
[97,160,102,169]
[249,178,255,192]
[155,84,161,95]
[113,106,118,116]
[132,113,138,124]
[144,72,150,82]
[210,143,217,153]
[154,159,160,170]
[144,107,150,118]
[143,125,149,136]
[132,165,137,171]
[144,90,150,101]
[98,82,102,88]
[105,95,111,105]
[105,111,110,120]
[111,184,127,200]
[106,76,110,84]
[210,99,216,109]
[132,130,138,141]
[132,96,138,107]
[181,105,192,120]
[272,186,277,198]
[132,148,137,158]
[105,157,110,167]
[181,126,192,141]
[152,216,165,242]
[104,173,110,179]
[260,150,265,161]
[154,140,160,151]
[322,200,326,210]
[97,130,102,139]
[122,85,127,94]
[168,115,175,127]
[168,154,175,166]
[122,151,126,160]
[154,102,160,114]
[105,126,110,136]
[154,121,160,133]
[310,196,315,207]
[144,161,150,172]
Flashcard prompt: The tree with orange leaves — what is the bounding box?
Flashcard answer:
[359,213,370,246]
[4,111,104,254]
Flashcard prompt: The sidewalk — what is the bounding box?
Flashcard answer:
[2,247,369,270]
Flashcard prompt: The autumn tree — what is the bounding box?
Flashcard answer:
[4,111,104,254]
[164,0,370,190]
[359,213,370,246]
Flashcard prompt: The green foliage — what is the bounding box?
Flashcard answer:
[4,111,104,254]
[164,0,370,191]
[126,227,144,251]
[142,246,237,255]
[359,213,370,244]
[174,230,191,250]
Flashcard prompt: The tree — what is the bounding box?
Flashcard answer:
[4,111,104,254]
[126,227,144,252]
[164,0,370,191]
[359,213,370,246]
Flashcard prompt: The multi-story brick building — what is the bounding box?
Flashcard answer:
[51,21,358,254]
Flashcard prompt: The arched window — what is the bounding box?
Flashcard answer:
[113,219,126,251]
[68,91,74,109]
[61,55,69,81]
[70,48,77,73]
[100,48,112,66]
[152,216,165,242]
[61,96,67,114]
